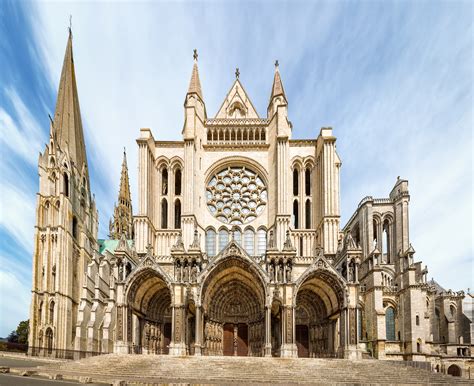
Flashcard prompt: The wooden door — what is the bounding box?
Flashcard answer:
[163,323,171,354]
[296,325,309,358]
[237,324,248,356]
[223,323,234,356]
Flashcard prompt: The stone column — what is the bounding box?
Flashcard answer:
[169,305,187,355]
[264,306,272,357]
[194,306,202,356]
[280,305,297,357]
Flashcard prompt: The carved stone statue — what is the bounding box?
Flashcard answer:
[191,264,197,283]
[285,263,292,282]
[268,263,274,282]
[176,263,182,282]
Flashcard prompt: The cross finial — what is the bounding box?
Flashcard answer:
[193,49,198,61]
[235,67,240,79]
[275,59,279,68]
[69,15,72,34]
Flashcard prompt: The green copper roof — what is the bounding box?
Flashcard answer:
[98,239,133,254]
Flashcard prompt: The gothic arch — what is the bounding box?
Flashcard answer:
[204,156,269,187]
[294,258,346,309]
[125,265,172,309]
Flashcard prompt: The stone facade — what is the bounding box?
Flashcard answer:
[29,32,473,378]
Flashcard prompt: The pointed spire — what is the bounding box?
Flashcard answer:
[187,49,203,100]
[119,148,131,202]
[109,148,133,240]
[53,27,88,171]
[270,59,287,102]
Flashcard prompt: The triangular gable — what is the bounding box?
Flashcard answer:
[215,79,259,118]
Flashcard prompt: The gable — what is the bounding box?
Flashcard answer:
[215,79,259,119]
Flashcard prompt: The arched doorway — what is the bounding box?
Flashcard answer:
[447,364,462,377]
[126,268,172,354]
[295,269,344,358]
[45,328,53,356]
[201,257,266,356]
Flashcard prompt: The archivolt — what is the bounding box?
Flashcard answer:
[201,257,266,322]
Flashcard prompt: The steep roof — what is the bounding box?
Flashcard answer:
[269,63,287,103]
[53,29,88,171]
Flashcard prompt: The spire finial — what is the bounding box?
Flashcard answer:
[69,15,72,35]
[235,67,240,79]
[193,49,198,62]
[275,59,279,68]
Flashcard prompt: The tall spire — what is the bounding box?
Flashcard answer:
[109,148,133,240]
[187,49,203,100]
[53,27,88,171]
[269,59,287,103]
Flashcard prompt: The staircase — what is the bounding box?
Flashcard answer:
[30,354,470,384]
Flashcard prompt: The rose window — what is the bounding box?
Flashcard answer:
[206,167,267,224]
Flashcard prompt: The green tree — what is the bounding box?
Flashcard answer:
[16,320,29,344]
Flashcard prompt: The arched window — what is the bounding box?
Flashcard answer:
[162,168,168,195]
[416,340,421,353]
[72,216,78,239]
[49,301,55,324]
[244,229,255,256]
[373,220,378,248]
[257,229,266,256]
[63,173,69,197]
[415,314,420,326]
[385,306,396,341]
[293,200,299,229]
[206,229,216,257]
[293,169,299,196]
[218,229,229,252]
[305,168,311,196]
[358,308,363,341]
[43,202,49,226]
[161,199,168,229]
[174,169,182,196]
[45,328,53,354]
[450,305,456,320]
[383,219,390,262]
[305,199,311,229]
[174,199,181,229]
[38,301,43,323]
[233,228,242,245]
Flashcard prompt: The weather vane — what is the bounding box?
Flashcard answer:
[275,59,279,68]
[193,49,198,61]
[69,15,72,31]
[235,67,240,79]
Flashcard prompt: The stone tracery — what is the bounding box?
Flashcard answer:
[206,166,267,224]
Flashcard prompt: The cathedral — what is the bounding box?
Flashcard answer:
[28,30,472,377]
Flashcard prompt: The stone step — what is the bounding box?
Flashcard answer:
[26,354,471,385]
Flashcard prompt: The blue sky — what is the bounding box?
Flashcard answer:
[0,1,472,337]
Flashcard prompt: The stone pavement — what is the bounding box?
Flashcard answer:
[4,354,472,385]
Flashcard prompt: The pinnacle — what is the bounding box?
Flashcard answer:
[187,50,203,100]
[270,63,287,102]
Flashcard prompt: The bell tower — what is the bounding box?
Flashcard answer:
[28,28,98,357]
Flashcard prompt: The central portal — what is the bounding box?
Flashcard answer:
[201,257,265,356]
[223,323,248,356]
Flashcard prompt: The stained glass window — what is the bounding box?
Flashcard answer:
[386,307,396,341]
[206,229,216,256]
